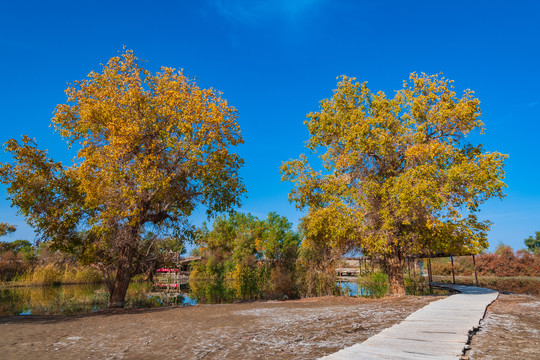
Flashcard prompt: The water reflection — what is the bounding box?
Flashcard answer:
[337,280,449,297]
[337,281,372,296]
[1,281,444,316]
[0,284,108,316]
[0,284,198,316]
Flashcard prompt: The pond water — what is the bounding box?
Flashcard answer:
[337,280,447,297]
[337,281,372,296]
[0,281,444,316]
[0,284,197,316]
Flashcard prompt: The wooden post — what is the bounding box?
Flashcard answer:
[451,256,456,284]
[407,257,411,279]
[427,255,433,295]
[472,254,479,286]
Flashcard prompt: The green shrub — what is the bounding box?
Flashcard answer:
[358,271,389,298]
[189,258,237,303]
[404,274,431,295]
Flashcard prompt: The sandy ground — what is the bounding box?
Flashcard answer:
[468,293,540,360]
[0,295,438,360]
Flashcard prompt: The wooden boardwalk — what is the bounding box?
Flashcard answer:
[320,284,499,360]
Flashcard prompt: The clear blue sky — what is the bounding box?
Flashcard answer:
[0,0,538,252]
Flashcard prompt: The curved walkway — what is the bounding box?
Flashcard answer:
[320,284,499,360]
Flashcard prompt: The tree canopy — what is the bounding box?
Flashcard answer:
[0,223,16,237]
[281,73,507,295]
[524,231,540,254]
[196,212,300,265]
[192,212,300,301]
[0,50,244,306]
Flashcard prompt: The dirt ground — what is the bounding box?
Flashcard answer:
[468,293,540,360]
[0,295,438,360]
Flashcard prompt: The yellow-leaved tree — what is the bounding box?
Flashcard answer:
[281,73,507,296]
[0,223,16,237]
[0,50,244,307]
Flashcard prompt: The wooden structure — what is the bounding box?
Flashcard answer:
[153,268,190,289]
[153,256,201,290]
[321,284,499,359]
[420,252,481,293]
[335,256,377,279]
[337,252,480,295]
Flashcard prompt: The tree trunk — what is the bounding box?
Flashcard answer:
[144,264,155,283]
[108,244,135,308]
[385,250,406,296]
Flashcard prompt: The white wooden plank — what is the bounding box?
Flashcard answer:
[319,284,498,360]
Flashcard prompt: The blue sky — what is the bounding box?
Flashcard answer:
[0,0,538,252]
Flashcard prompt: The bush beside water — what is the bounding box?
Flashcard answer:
[357,272,440,297]
[358,271,389,298]
[0,280,192,316]
[0,284,109,316]
[12,265,104,286]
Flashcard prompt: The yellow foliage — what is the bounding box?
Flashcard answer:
[51,49,244,231]
[1,49,245,306]
[282,73,507,261]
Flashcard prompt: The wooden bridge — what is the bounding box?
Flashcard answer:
[320,283,499,359]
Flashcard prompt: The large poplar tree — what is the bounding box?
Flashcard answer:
[281,73,507,295]
[0,50,244,307]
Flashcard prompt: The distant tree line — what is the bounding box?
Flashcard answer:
[0,231,185,285]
